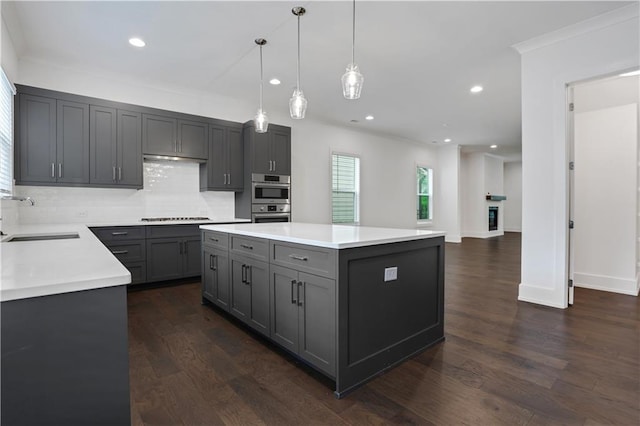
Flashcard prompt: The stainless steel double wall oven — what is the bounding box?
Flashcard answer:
[251,173,290,223]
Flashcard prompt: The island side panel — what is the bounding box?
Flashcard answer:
[1,285,131,426]
[336,236,445,397]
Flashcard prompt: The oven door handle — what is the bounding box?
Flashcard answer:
[253,182,291,188]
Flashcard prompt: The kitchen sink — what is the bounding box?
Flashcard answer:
[4,232,80,242]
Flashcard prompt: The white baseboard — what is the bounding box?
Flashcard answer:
[518,282,567,309]
[504,228,522,233]
[574,272,639,296]
[462,230,505,239]
[445,234,461,243]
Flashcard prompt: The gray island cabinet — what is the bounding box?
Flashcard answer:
[201,223,445,397]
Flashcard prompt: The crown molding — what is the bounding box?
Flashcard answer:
[512,3,639,55]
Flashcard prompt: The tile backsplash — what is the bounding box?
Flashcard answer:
[9,162,235,225]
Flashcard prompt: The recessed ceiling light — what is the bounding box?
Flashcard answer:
[431,140,438,144]
[444,138,452,143]
[350,119,359,123]
[128,37,146,48]
[269,78,281,85]
[365,115,374,121]
[470,85,483,93]
[619,70,640,77]
[490,144,498,149]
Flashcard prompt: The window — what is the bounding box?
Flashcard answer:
[0,68,15,196]
[417,166,432,221]
[332,153,360,224]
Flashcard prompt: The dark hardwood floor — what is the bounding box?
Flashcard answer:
[128,233,640,425]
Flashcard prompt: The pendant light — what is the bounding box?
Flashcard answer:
[342,0,364,100]
[289,6,307,119]
[254,38,269,133]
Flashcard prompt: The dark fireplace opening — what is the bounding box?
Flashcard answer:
[488,206,498,231]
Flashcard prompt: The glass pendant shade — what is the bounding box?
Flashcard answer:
[254,108,268,133]
[289,88,307,119]
[342,63,364,100]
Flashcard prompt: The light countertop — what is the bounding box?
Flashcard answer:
[0,224,131,302]
[200,222,445,249]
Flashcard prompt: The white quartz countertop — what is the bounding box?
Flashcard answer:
[200,222,445,249]
[1,224,131,302]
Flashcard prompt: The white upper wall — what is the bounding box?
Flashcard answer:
[516,4,639,308]
[1,6,19,81]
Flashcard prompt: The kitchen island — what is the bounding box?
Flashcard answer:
[200,222,446,397]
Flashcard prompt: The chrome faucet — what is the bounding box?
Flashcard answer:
[1,196,35,206]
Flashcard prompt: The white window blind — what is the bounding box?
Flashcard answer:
[332,153,360,224]
[0,68,15,196]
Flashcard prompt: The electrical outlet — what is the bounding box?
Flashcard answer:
[384,266,398,282]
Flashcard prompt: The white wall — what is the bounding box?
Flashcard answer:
[503,162,522,232]
[435,145,461,242]
[516,4,639,308]
[573,75,638,295]
[290,119,439,229]
[461,152,505,238]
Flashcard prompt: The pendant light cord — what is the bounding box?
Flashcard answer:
[259,45,264,109]
[297,14,301,90]
[352,0,356,65]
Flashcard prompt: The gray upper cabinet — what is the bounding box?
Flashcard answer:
[17,94,56,184]
[178,120,208,160]
[16,95,90,185]
[56,100,90,184]
[143,114,207,160]
[244,122,291,176]
[142,114,177,157]
[200,123,243,191]
[90,107,142,188]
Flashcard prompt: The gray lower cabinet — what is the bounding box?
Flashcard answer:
[202,245,230,310]
[16,94,90,185]
[146,225,202,282]
[229,254,270,336]
[270,264,336,377]
[90,106,142,188]
[90,226,147,284]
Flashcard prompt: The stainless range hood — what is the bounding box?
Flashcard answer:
[143,155,207,164]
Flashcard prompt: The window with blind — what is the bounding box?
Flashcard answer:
[417,166,433,221]
[332,153,360,224]
[0,68,15,196]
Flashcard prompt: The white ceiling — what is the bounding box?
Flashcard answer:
[3,1,633,160]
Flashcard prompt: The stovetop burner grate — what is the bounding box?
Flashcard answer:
[140,217,210,222]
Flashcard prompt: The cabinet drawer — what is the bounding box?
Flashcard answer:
[271,241,337,279]
[202,230,229,250]
[91,226,145,242]
[106,241,146,263]
[146,224,200,239]
[124,261,147,285]
[230,235,268,261]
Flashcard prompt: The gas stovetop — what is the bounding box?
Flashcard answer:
[140,217,210,222]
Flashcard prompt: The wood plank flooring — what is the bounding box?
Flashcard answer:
[128,233,640,425]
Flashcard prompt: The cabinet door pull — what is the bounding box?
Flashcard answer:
[111,231,128,236]
[111,250,128,255]
[58,163,62,178]
[240,244,253,250]
[223,174,227,185]
[118,167,122,181]
[112,166,117,181]
[298,281,304,307]
[213,255,218,271]
[241,264,247,283]
[273,160,276,171]
[288,254,308,262]
[51,163,55,178]
[291,280,298,304]
[246,265,252,285]
[209,237,219,242]
[227,174,230,185]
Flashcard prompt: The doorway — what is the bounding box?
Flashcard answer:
[567,71,640,304]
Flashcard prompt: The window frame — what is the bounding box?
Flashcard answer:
[416,164,433,224]
[331,151,361,225]
[0,67,16,196]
